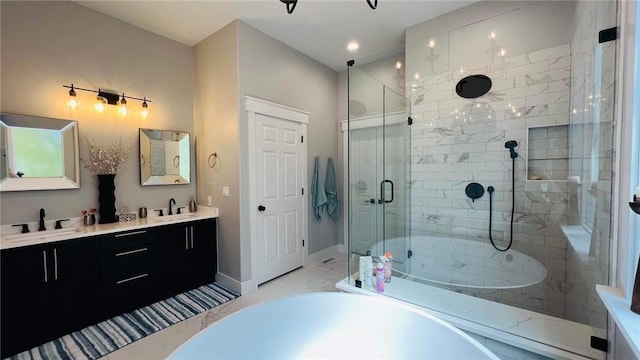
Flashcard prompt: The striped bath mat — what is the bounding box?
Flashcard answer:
[10,283,239,360]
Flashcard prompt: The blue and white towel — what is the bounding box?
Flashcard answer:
[325,157,339,221]
[311,156,327,220]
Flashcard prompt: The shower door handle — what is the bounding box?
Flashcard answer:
[380,180,394,203]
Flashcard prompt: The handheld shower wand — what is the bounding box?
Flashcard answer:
[488,140,519,252]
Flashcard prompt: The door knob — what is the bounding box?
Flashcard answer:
[258,205,266,211]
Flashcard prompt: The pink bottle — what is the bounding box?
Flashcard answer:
[376,262,385,293]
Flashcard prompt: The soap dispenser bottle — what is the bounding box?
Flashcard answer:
[189,196,198,212]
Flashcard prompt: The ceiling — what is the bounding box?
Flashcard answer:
[74,0,475,72]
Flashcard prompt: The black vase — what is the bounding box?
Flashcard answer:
[97,174,118,224]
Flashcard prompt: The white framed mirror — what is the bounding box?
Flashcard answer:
[139,128,190,186]
[0,113,80,192]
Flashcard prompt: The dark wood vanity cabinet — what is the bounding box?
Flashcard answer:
[0,237,100,358]
[0,217,217,358]
[158,219,217,297]
[99,228,160,319]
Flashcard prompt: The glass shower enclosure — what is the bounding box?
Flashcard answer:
[345,1,618,357]
[347,66,411,281]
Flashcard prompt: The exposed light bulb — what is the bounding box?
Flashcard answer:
[413,72,420,80]
[499,48,506,57]
[427,38,436,49]
[489,31,496,40]
[347,41,359,51]
[395,61,402,70]
[140,98,149,119]
[67,85,78,109]
[94,96,106,113]
[118,93,127,117]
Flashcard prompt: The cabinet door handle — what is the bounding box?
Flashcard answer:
[42,250,48,283]
[116,273,149,285]
[53,248,58,280]
[185,227,189,249]
[190,226,194,249]
[115,247,148,257]
[115,230,147,238]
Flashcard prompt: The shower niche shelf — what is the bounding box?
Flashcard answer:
[526,124,569,181]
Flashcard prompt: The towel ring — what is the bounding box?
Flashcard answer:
[208,153,218,168]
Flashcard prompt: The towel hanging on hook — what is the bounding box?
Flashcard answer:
[325,157,339,221]
[311,156,327,220]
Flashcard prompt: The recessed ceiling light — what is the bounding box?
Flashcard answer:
[347,41,359,51]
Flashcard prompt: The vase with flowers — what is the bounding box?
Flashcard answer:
[82,208,97,226]
[82,139,131,224]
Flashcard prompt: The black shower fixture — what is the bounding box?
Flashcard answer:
[280,0,378,14]
[455,74,492,98]
[505,140,518,159]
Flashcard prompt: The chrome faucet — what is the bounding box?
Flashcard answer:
[38,208,46,231]
[168,198,176,215]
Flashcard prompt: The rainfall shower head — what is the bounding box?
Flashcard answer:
[505,140,518,159]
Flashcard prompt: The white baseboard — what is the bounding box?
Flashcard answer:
[338,244,347,254]
[216,272,258,295]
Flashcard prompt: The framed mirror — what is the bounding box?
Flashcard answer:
[139,128,190,186]
[0,113,80,192]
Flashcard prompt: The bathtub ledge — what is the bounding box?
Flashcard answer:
[337,277,604,360]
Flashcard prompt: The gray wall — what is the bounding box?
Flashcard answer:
[193,21,339,284]
[237,22,339,260]
[0,1,194,225]
[194,22,241,282]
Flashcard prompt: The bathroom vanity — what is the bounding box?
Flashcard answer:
[0,208,218,358]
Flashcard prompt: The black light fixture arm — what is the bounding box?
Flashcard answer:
[280,0,297,14]
[279,0,377,14]
[63,84,152,104]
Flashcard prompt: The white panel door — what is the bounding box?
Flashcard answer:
[256,113,304,284]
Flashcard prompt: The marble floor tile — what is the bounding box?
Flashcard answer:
[100,252,347,360]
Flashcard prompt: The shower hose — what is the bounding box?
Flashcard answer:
[488,156,515,252]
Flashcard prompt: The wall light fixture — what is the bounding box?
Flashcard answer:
[63,84,151,118]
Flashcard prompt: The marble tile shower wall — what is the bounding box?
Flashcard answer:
[407,43,571,317]
[564,0,616,330]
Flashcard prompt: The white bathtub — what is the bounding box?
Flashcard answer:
[370,235,547,290]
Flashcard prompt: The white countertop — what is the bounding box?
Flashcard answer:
[0,206,218,250]
[168,292,499,359]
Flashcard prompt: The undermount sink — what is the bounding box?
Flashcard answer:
[149,213,199,223]
[2,227,83,243]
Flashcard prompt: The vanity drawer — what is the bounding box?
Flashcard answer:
[100,241,159,317]
[100,229,155,253]
[101,243,157,284]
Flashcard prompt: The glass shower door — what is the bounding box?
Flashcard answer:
[349,67,384,259]
[382,87,411,273]
[348,66,411,281]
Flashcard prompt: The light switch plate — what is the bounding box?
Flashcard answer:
[207,195,212,206]
[222,186,230,197]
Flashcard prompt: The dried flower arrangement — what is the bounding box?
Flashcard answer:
[82,139,132,175]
